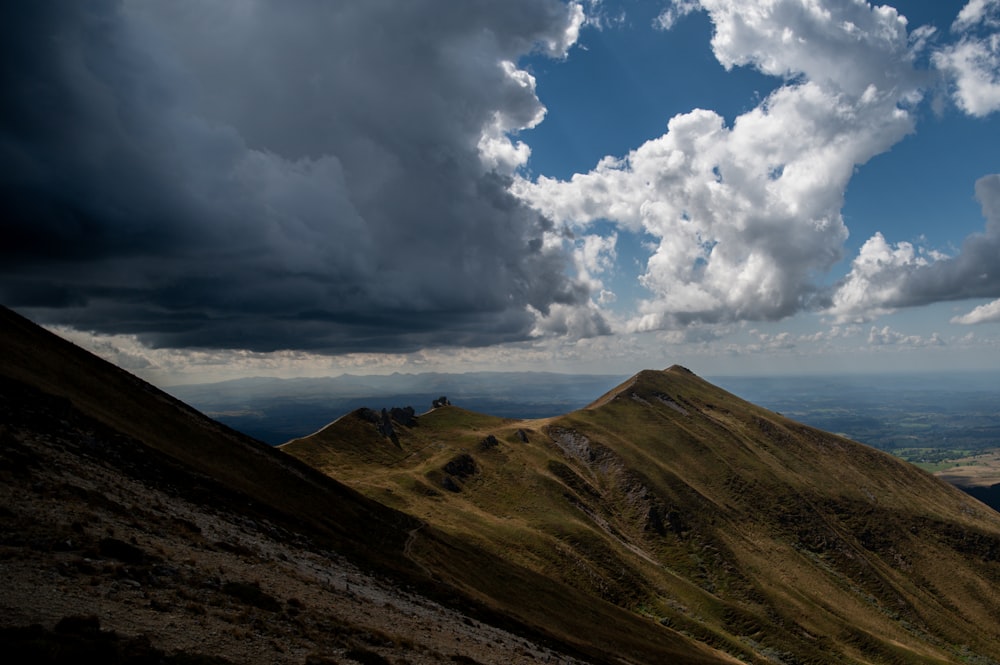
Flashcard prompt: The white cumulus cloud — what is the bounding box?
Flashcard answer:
[829,233,933,322]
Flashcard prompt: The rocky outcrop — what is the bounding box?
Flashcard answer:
[547,427,595,464]
[357,406,417,445]
[443,453,477,479]
[378,408,397,444]
[389,406,417,427]
[545,426,684,547]
[439,453,478,493]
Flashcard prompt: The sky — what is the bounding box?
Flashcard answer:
[2,0,1000,384]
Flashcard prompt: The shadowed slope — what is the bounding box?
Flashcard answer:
[285,366,1000,664]
[0,306,419,564]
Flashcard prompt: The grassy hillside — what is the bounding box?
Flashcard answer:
[284,367,1000,664]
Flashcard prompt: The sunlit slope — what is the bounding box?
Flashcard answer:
[283,366,1000,665]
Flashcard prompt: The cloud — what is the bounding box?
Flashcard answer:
[0,0,600,352]
[952,0,1000,32]
[581,0,627,30]
[867,326,944,347]
[698,0,923,97]
[831,0,1000,322]
[952,298,1000,324]
[831,174,1000,321]
[828,233,935,321]
[517,0,923,332]
[933,0,1000,116]
[654,1,701,31]
[935,38,1000,117]
[573,232,618,291]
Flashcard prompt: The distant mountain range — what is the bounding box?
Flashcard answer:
[3,305,1000,664]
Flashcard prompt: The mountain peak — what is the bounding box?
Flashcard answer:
[585,365,707,410]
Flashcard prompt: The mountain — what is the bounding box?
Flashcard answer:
[283,368,1000,664]
[0,306,731,664]
[5,304,1000,664]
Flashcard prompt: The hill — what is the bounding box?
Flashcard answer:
[283,367,1000,664]
[0,306,732,664]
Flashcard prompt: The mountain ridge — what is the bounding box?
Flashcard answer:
[284,364,1000,664]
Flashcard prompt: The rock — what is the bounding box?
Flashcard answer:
[98,537,146,564]
[389,406,417,427]
[378,409,395,439]
[54,614,102,637]
[443,453,477,480]
[432,396,451,409]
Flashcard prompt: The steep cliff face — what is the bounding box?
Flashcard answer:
[285,366,1000,664]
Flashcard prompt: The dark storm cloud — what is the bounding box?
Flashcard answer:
[0,0,595,351]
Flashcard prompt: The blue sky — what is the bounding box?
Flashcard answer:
[3,1,1000,383]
